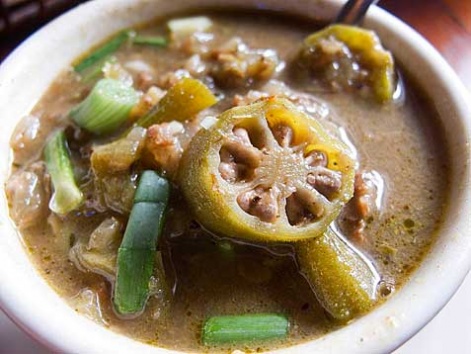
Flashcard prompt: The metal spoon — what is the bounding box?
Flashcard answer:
[335,0,381,25]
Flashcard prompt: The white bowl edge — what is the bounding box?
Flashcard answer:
[0,0,470,353]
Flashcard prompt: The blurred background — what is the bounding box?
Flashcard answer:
[1,0,470,353]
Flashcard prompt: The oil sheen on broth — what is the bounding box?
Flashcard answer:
[6,10,450,353]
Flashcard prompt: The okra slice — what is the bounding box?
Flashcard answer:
[296,227,380,322]
[179,97,355,243]
[300,24,395,102]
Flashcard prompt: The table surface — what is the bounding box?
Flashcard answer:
[1,1,470,353]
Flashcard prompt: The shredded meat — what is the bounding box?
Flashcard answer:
[286,189,325,226]
[145,122,185,178]
[210,37,280,88]
[307,168,342,200]
[218,128,262,183]
[339,171,382,244]
[237,186,279,223]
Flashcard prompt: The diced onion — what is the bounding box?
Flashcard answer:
[167,16,213,36]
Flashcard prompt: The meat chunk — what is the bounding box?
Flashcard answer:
[210,37,280,88]
[5,162,51,230]
[237,186,280,223]
[145,121,190,179]
[286,189,325,226]
[307,168,342,200]
[339,171,383,244]
[10,114,56,165]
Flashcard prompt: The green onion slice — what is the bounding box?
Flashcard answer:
[44,130,83,215]
[133,35,167,47]
[74,30,131,74]
[202,313,289,345]
[113,171,170,316]
[70,78,139,135]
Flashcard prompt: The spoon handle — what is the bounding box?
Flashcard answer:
[335,0,380,24]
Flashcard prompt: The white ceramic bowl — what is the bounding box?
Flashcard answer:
[1,0,470,353]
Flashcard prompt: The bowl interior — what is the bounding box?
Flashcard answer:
[0,0,470,353]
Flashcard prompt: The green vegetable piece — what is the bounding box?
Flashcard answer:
[91,126,147,175]
[202,314,289,345]
[134,170,170,204]
[70,78,139,135]
[179,98,355,243]
[44,131,84,215]
[94,173,137,215]
[133,35,167,47]
[74,30,131,74]
[303,24,395,102]
[136,77,217,128]
[114,248,155,315]
[296,227,379,322]
[120,202,166,250]
[80,56,118,85]
[113,171,170,316]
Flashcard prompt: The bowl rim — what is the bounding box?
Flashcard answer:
[0,0,470,353]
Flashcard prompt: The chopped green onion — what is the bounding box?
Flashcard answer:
[202,314,289,345]
[133,170,170,204]
[80,56,118,85]
[119,202,167,250]
[70,78,139,135]
[74,30,131,74]
[133,35,167,47]
[44,131,83,215]
[113,171,170,316]
[136,77,217,128]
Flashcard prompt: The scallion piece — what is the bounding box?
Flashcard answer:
[74,30,131,74]
[44,131,83,215]
[113,171,170,316]
[133,35,167,47]
[136,77,217,128]
[202,314,289,345]
[80,56,118,85]
[70,78,139,135]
